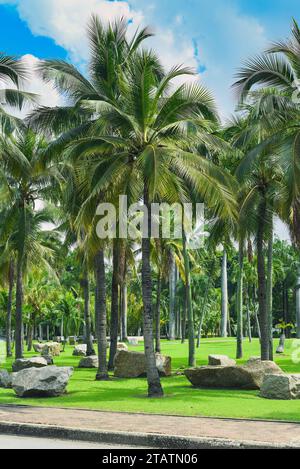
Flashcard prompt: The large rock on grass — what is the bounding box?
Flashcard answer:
[41,342,61,357]
[78,355,98,368]
[114,350,171,378]
[260,374,300,400]
[185,360,283,390]
[12,366,73,397]
[208,355,236,366]
[0,369,12,388]
[72,344,87,356]
[12,357,48,372]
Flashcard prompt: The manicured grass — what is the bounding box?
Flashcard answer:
[1,338,300,421]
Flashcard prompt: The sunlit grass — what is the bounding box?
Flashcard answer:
[1,338,300,421]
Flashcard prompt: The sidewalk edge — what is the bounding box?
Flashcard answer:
[0,421,297,449]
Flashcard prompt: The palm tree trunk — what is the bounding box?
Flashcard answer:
[27,322,33,352]
[168,253,176,340]
[182,224,195,367]
[196,277,210,348]
[257,201,269,360]
[221,248,228,337]
[120,282,128,342]
[6,259,14,357]
[15,258,23,359]
[142,187,163,397]
[108,240,119,370]
[81,268,95,356]
[181,294,187,344]
[266,221,274,360]
[296,266,300,339]
[155,271,161,353]
[94,249,109,380]
[246,287,252,342]
[236,240,244,359]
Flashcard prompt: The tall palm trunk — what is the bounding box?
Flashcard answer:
[221,248,228,337]
[182,224,195,367]
[266,221,273,360]
[15,257,24,359]
[120,245,128,342]
[81,267,95,356]
[197,276,210,348]
[142,187,163,397]
[108,240,119,370]
[236,240,244,359]
[155,271,161,353]
[257,200,269,360]
[94,249,109,380]
[168,253,176,340]
[120,282,128,342]
[6,259,14,357]
[296,266,300,339]
[27,321,33,352]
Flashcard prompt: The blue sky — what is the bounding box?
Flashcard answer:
[0,0,299,117]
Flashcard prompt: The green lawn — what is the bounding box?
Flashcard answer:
[1,338,300,422]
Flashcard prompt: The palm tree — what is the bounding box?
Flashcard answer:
[234,18,300,269]
[32,16,236,395]
[0,128,60,358]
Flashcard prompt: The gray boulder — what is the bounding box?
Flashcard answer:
[72,344,87,356]
[42,355,54,365]
[0,369,12,388]
[185,360,283,390]
[260,374,300,400]
[33,343,45,353]
[114,350,171,378]
[208,355,236,366]
[12,357,48,372]
[12,366,73,397]
[78,355,98,368]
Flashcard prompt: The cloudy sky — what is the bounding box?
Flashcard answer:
[0,0,295,240]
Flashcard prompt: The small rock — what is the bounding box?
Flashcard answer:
[260,374,300,400]
[39,342,61,357]
[33,343,45,353]
[12,357,48,372]
[78,355,98,368]
[72,344,87,356]
[117,342,128,352]
[0,369,12,388]
[208,355,236,366]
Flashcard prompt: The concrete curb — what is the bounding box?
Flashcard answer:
[0,421,297,449]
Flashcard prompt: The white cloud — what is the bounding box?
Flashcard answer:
[10,0,144,64]
[4,54,61,118]
[2,0,268,117]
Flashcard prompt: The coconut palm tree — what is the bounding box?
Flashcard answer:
[0,128,61,358]
[234,19,300,248]
[31,16,236,395]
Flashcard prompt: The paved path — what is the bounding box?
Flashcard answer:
[0,434,148,449]
[0,405,300,448]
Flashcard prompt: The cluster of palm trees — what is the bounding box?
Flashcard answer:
[0,16,299,397]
